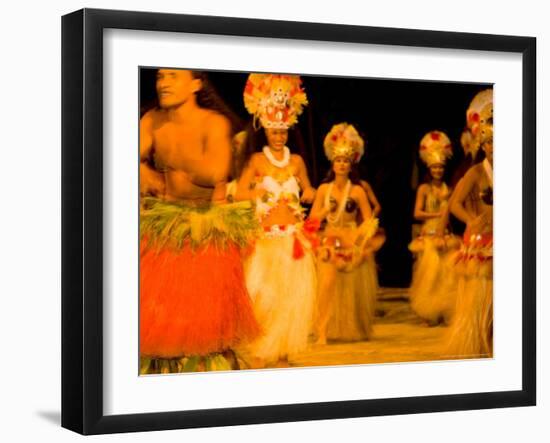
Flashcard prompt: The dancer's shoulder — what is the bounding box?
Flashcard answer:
[317,182,329,193]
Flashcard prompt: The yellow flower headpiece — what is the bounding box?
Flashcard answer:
[466,89,493,134]
[243,73,308,129]
[323,123,365,163]
[466,89,493,157]
[419,130,453,166]
[480,123,493,145]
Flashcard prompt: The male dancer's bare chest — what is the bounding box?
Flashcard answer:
[153,123,206,171]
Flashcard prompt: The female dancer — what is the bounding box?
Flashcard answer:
[236,73,318,367]
[446,89,494,359]
[310,123,379,344]
[408,130,459,325]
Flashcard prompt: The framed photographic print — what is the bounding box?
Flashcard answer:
[62,8,536,435]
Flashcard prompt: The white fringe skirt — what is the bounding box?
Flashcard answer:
[242,229,317,363]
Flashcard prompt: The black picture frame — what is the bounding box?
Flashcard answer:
[61,8,536,435]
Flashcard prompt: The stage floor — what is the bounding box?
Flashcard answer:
[289,288,454,368]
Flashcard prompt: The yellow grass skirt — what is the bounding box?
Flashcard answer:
[445,231,493,359]
[409,236,460,324]
[322,255,378,341]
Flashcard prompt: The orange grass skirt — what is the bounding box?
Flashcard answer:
[140,241,260,358]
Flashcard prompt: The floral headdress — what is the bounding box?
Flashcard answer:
[243,73,308,129]
[480,122,493,146]
[323,123,365,163]
[466,89,493,157]
[419,130,453,166]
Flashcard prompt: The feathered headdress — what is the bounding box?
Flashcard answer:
[243,73,308,129]
[419,130,453,166]
[323,123,365,163]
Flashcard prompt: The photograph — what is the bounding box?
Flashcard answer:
[1,0,546,439]
[138,67,494,375]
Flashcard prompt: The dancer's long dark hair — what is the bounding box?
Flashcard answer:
[449,146,486,188]
[191,71,244,135]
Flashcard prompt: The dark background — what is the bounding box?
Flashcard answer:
[140,68,491,287]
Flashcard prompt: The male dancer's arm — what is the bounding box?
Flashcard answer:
[235,155,259,202]
[186,114,232,202]
[139,111,164,197]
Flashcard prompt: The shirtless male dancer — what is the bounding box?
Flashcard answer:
[139,69,259,374]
